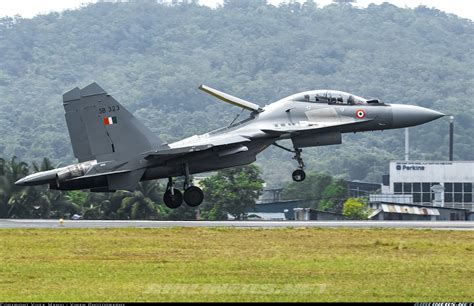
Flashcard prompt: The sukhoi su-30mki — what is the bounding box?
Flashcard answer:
[16,82,444,208]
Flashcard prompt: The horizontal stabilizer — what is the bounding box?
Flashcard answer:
[107,168,146,191]
[199,84,262,112]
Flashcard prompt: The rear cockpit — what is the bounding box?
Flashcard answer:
[289,90,374,105]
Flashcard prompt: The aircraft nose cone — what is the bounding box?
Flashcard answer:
[391,104,445,128]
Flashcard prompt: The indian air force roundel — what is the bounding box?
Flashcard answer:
[356,109,365,119]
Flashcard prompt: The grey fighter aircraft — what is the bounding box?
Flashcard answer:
[16,82,444,208]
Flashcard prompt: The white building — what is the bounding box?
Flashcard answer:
[383,161,474,211]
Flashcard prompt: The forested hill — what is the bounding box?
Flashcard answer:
[0,0,473,185]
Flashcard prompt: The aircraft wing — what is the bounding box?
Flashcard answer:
[199,84,263,112]
[143,144,213,159]
[143,134,251,160]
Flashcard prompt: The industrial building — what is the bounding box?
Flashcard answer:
[370,160,474,220]
[381,161,474,211]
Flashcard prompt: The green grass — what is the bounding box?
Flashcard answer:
[0,227,473,302]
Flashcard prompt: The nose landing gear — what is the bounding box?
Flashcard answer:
[273,142,307,182]
[292,169,306,182]
[291,147,306,182]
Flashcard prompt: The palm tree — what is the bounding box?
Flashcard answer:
[82,191,127,219]
[32,157,56,172]
[42,190,81,219]
[0,156,30,218]
[100,191,129,219]
[118,180,168,220]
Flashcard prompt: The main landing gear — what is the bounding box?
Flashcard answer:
[163,164,204,209]
[273,143,306,182]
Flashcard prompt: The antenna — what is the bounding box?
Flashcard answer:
[449,115,454,161]
[404,128,409,161]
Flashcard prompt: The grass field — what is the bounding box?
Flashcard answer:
[0,227,473,302]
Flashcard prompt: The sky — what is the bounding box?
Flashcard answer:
[0,0,473,21]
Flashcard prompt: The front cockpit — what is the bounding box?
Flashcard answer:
[288,90,379,105]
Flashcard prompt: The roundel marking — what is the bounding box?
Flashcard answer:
[356,109,365,119]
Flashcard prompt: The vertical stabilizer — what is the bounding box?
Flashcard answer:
[63,82,161,162]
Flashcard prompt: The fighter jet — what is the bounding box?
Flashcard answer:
[15,82,444,208]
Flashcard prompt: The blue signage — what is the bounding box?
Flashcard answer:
[396,164,425,171]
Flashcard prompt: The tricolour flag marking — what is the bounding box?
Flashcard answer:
[103,116,118,125]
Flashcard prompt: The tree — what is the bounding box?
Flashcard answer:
[84,191,128,220]
[333,0,356,4]
[32,157,55,172]
[165,202,199,220]
[200,165,264,220]
[224,0,267,9]
[281,172,334,207]
[41,190,80,219]
[342,197,368,220]
[117,180,167,220]
[0,156,30,218]
[318,179,348,213]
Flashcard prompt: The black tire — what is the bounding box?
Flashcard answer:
[184,186,204,207]
[292,169,306,182]
[163,188,183,209]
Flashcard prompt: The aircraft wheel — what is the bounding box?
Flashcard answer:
[184,186,204,207]
[292,169,306,182]
[163,188,183,209]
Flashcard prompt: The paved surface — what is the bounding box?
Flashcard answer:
[0,219,473,230]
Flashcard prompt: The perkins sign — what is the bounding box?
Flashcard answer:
[396,164,425,171]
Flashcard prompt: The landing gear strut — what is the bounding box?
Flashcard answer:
[163,177,183,209]
[182,163,204,207]
[273,143,306,182]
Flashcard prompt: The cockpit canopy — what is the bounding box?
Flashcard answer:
[289,90,377,105]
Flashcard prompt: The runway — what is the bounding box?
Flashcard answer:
[0,219,473,230]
